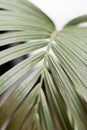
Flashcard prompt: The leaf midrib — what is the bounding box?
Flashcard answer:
[35,30,57,113]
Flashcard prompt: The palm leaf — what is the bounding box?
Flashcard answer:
[0,0,87,130]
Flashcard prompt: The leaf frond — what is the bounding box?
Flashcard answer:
[0,1,87,130]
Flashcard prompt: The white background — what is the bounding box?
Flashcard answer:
[29,0,87,30]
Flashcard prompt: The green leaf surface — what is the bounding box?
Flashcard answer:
[0,0,87,130]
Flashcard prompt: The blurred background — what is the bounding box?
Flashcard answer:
[29,0,87,30]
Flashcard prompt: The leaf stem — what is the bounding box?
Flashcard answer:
[37,30,57,105]
[29,30,57,128]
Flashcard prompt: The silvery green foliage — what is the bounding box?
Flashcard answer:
[0,0,87,130]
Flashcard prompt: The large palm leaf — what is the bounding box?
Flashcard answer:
[0,0,87,130]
